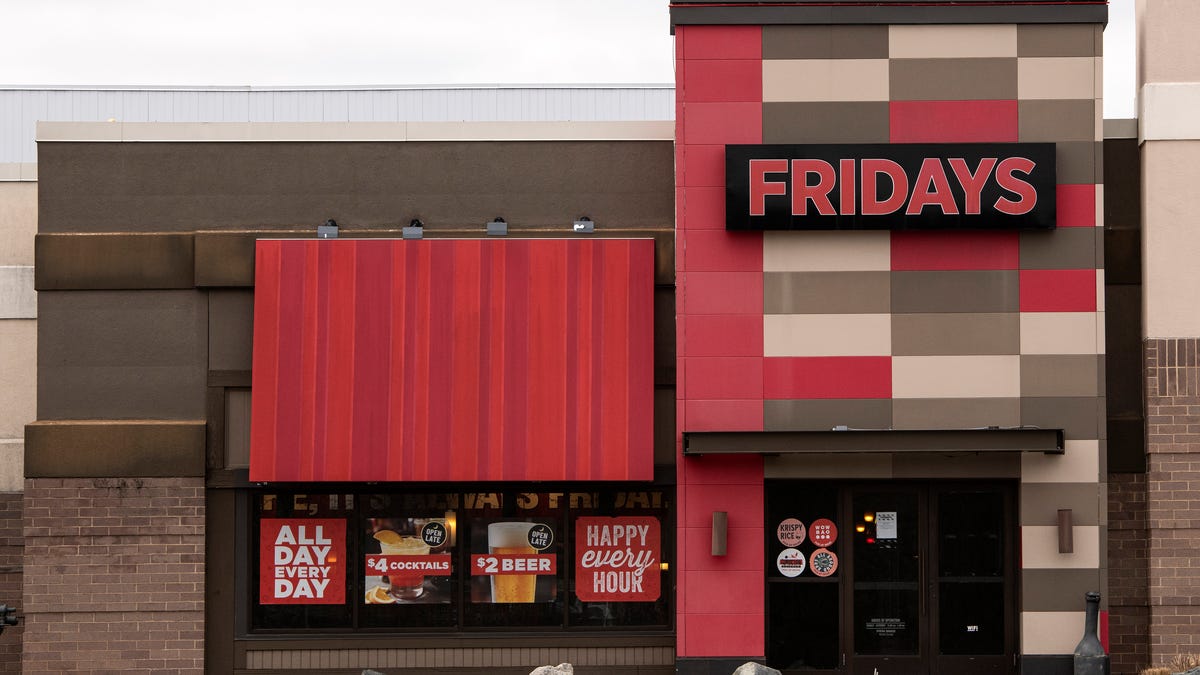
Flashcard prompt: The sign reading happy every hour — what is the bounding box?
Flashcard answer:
[260,518,346,604]
[574,516,661,602]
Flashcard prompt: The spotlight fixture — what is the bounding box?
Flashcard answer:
[487,217,508,236]
[573,216,594,233]
[403,218,424,240]
[317,219,338,239]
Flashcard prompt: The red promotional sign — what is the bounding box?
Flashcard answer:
[574,516,661,602]
[260,518,346,605]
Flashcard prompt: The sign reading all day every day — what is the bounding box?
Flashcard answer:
[574,516,661,602]
[725,143,1056,231]
[259,518,346,605]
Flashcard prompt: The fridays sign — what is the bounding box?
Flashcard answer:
[725,143,1056,231]
[574,516,661,602]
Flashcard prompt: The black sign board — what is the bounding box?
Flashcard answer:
[725,143,1056,231]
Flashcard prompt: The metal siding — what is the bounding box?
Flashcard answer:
[3,87,674,166]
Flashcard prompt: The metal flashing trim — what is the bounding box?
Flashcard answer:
[670,4,1107,28]
[1140,83,1200,142]
[35,120,675,143]
[683,428,1065,456]
[0,163,37,181]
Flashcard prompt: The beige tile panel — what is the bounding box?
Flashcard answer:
[1095,311,1106,355]
[763,314,891,357]
[892,355,1020,399]
[763,231,890,272]
[1022,440,1100,483]
[1019,312,1100,355]
[1095,268,1105,313]
[765,453,893,479]
[1095,184,1104,227]
[1021,611,1087,655]
[889,24,1017,59]
[763,59,889,102]
[1017,58,1097,100]
[1021,525,1100,569]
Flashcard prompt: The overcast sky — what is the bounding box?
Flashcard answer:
[2,0,1136,118]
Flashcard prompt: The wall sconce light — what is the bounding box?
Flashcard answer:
[711,511,728,556]
[573,216,594,233]
[317,219,338,239]
[1058,508,1074,554]
[403,218,424,239]
[487,217,508,236]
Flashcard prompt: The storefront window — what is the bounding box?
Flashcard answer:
[250,486,671,633]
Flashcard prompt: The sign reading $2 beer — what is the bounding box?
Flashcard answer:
[575,516,660,602]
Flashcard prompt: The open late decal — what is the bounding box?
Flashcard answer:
[726,143,1056,231]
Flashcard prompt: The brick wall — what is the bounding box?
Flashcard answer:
[1145,338,1200,665]
[0,494,23,674]
[21,477,204,674]
[1108,473,1149,674]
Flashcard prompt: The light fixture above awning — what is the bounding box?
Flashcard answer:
[683,428,1065,456]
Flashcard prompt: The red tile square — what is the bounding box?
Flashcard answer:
[684,271,763,315]
[684,314,762,357]
[683,570,765,614]
[680,144,727,188]
[682,229,763,272]
[679,187,727,229]
[890,100,1018,142]
[683,525,766,572]
[764,356,892,399]
[682,59,763,103]
[683,482,764,529]
[891,231,1019,271]
[681,454,764,485]
[682,102,762,145]
[684,399,764,431]
[1019,269,1097,312]
[684,356,764,400]
[679,25,762,60]
[1057,184,1097,228]
[682,612,765,657]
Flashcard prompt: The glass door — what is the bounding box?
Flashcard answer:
[848,488,925,675]
[766,481,1016,675]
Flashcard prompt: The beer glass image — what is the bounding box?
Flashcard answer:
[488,521,537,603]
[374,530,430,600]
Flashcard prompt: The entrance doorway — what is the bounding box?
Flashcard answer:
[766,481,1016,674]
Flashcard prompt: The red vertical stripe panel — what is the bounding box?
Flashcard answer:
[250,239,655,482]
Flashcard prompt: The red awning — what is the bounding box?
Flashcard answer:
[249,238,655,482]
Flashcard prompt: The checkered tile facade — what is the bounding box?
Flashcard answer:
[674,22,1105,660]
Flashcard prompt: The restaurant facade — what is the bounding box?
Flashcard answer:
[22,1,1200,674]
